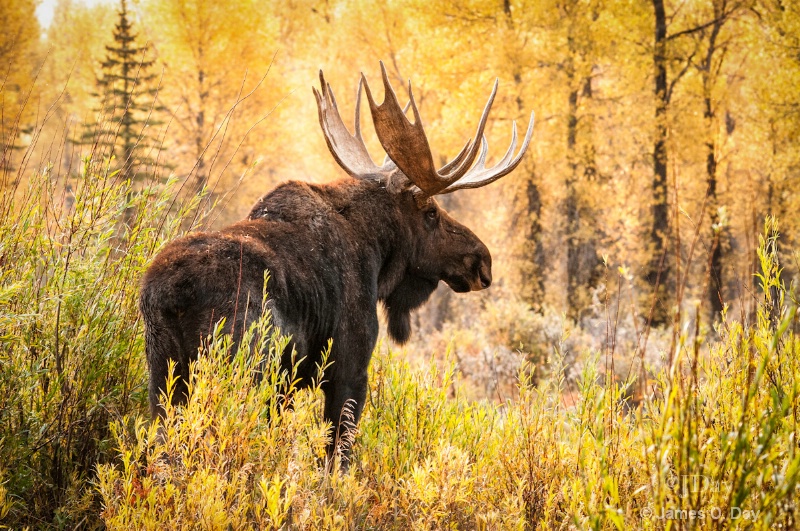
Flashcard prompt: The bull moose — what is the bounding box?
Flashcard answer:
[140,62,534,463]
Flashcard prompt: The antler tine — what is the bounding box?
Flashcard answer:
[314,69,393,179]
[354,78,363,140]
[439,138,474,174]
[439,79,498,180]
[439,111,535,194]
[476,136,489,169]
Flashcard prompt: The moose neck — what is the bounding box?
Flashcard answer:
[309,178,412,293]
[312,178,437,344]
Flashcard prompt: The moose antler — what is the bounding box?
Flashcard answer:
[313,71,396,179]
[314,62,535,196]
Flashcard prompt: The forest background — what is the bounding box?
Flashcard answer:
[6,0,800,377]
[2,0,800,528]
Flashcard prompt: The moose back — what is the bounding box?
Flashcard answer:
[140,62,534,463]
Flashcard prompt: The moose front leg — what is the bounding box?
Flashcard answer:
[322,376,368,470]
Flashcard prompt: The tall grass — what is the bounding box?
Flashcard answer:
[0,156,198,528]
[2,124,799,529]
[94,218,800,529]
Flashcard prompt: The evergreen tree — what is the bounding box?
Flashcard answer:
[80,0,165,181]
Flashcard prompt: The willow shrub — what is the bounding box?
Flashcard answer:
[4,158,799,529]
[0,161,198,528]
[96,218,800,530]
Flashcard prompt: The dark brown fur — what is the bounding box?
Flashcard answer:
[140,177,492,461]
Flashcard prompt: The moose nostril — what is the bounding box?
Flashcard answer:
[479,266,492,289]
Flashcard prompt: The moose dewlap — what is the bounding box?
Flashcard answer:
[140,62,534,464]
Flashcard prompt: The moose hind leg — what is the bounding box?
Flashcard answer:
[143,313,191,420]
[147,351,191,422]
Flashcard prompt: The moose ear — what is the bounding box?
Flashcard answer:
[383,275,438,345]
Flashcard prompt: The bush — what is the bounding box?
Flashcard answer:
[0,160,197,528]
[3,158,799,529]
[95,221,800,529]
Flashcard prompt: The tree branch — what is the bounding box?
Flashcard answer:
[665,7,739,42]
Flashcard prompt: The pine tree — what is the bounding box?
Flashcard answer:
[80,0,165,181]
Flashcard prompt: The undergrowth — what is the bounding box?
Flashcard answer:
[2,156,799,529]
[0,161,198,528]
[97,228,799,529]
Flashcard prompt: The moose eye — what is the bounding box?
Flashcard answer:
[426,209,437,220]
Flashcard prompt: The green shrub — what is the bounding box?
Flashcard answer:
[0,160,197,528]
[95,221,800,530]
[3,157,799,530]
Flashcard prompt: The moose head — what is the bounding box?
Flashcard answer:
[141,62,534,465]
[310,62,533,340]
